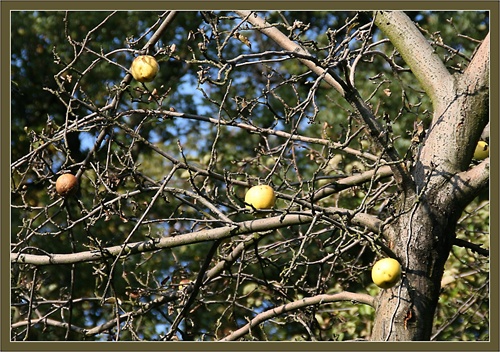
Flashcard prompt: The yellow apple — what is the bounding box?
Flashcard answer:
[371,258,401,289]
[130,55,159,82]
[244,185,276,210]
[473,140,489,160]
[55,173,79,197]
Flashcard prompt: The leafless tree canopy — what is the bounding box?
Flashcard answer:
[10,10,489,342]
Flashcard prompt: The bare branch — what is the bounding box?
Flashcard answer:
[453,238,489,257]
[454,32,490,154]
[373,11,454,109]
[128,108,382,163]
[11,10,489,341]
[454,159,489,204]
[235,10,346,96]
[12,317,86,335]
[12,208,382,266]
[221,291,376,341]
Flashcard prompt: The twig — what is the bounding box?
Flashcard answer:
[453,238,489,257]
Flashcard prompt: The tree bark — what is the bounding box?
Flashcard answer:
[370,11,489,341]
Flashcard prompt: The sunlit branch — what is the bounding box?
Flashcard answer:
[235,10,346,96]
[11,317,87,335]
[220,291,376,341]
[445,158,489,207]
[11,209,382,266]
[373,11,454,107]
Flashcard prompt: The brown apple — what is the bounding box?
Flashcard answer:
[55,173,79,197]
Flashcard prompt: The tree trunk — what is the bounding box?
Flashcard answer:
[371,194,454,340]
[370,11,489,341]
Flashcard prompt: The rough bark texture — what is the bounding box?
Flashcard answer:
[371,193,455,340]
[370,11,489,341]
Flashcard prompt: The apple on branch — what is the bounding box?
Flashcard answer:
[244,185,276,212]
[130,55,159,83]
[55,173,79,197]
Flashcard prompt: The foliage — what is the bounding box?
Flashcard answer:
[10,10,489,342]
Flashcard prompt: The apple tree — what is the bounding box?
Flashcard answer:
[9,10,490,342]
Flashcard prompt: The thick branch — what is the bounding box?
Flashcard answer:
[312,165,393,202]
[373,11,454,110]
[442,158,490,207]
[11,317,86,335]
[375,11,489,191]
[11,209,382,266]
[221,291,376,341]
[454,33,490,163]
[461,33,490,97]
